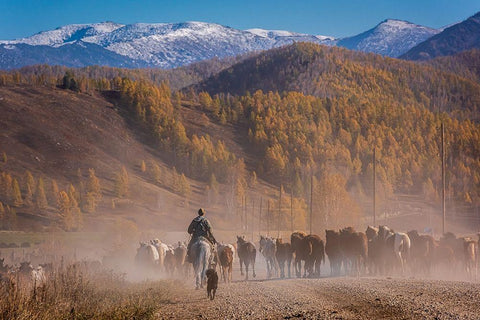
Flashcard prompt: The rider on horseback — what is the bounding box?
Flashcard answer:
[186,208,217,263]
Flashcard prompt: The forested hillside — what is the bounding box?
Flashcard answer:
[0,42,479,233]
[195,43,480,121]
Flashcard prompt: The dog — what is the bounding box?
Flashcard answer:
[205,268,218,300]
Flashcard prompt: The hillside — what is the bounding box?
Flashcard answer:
[425,49,480,83]
[194,43,480,120]
[1,43,480,236]
[0,84,277,233]
[401,12,480,60]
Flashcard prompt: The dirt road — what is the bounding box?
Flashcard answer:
[155,276,480,319]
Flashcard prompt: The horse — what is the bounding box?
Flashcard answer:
[218,244,234,283]
[366,226,383,275]
[339,227,367,276]
[151,239,168,271]
[275,238,293,278]
[190,237,213,289]
[236,236,256,280]
[135,242,159,275]
[325,230,343,276]
[291,231,308,277]
[303,234,325,278]
[407,230,435,276]
[164,246,176,276]
[379,226,410,275]
[463,238,477,280]
[174,242,188,276]
[259,236,278,278]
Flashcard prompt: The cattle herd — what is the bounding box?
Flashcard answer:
[0,225,478,296]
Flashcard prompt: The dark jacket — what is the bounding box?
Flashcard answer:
[188,216,216,244]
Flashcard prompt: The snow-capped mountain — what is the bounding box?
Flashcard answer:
[0,22,333,69]
[0,19,440,69]
[337,19,440,57]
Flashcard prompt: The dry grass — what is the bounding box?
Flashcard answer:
[0,263,178,319]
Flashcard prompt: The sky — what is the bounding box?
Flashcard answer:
[0,0,479,40]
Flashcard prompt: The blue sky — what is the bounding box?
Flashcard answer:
[1,0,479,40]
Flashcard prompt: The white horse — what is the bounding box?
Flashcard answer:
[151,239,169,270]
[259,236,278,278]
[379,226,411,275]
[135,242,159,275]
[190,237,213,289]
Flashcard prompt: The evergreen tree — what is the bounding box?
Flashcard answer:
[0,202,4,229]
[150,161,162,184]
[114,166,129,198]
[207,173,219,206]
[86,168,101,199]
[35,177,48,209]
[49,179,60,209]
[179,173,191,197]
[11,178,23,207]
[24,171,35,206]
[1,152,6,164]
[140,160,146,173]
[58,191,74,231]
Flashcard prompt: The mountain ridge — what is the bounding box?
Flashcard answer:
[401,11,480,60]
[0,18,441,69]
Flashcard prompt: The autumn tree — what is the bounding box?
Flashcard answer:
[84,168,101,212]
[149,161,162,184]
[207,173,219,206]
[35,177,48,209]
[24,170,35,206]
[11,178,23,207]
[49,179,60,209]
[114,166,129,198]
[58,191,74,231]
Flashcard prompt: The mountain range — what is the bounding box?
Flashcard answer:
[0,17,448,69]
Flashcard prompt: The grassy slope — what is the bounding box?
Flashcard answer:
[0,84,276,233]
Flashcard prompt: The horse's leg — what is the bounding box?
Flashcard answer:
[222,265,226,283]
[295,258,301,277]
[240,258,244,276]
[287,259,291,278]
[245,260,249,280]
[252,258,256,278]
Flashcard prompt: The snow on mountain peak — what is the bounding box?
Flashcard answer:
[0,18,443,69]
[337,19,440,57]
[0,22,124,46]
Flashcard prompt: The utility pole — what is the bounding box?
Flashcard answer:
[251,198,255,241]
[259,197,262,236]
[290,186,294,233]
[310,175,313,235]
[278,185,282,238]
[441,122,446,235]
[244,195,248,232]
[267,199,270,236]
[373,147,376,226]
